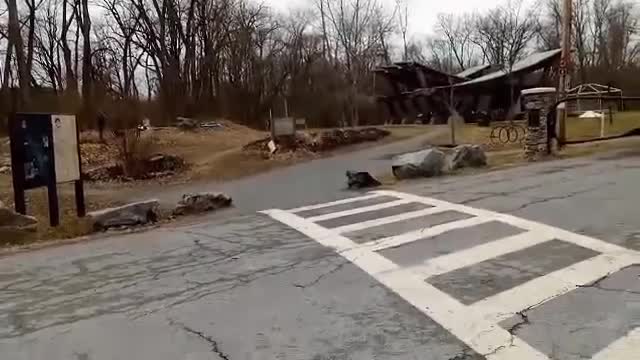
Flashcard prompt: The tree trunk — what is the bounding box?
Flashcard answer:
[79,0,93,126]
[7,0,29,106]
[61,0,78,96]
[2,45,13,90]
[26,0,37,85]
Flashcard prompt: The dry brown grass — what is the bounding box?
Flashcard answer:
[150,121,265,161]
[450,111,640,148]
[381,125,446,141]
[139,121,266,179]
[561,136,640,157]
[186,125,438,181]
[565,111,640,141]
[375,126,640,185]
[451,122,526,152]
[190,149,310,181]
[0,177,121,246]
[0,123,442,246]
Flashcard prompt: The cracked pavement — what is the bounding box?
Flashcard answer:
[0,214,482,359]
[1,150,639,359]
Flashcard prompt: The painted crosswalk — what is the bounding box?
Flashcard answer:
[262,190,640,360]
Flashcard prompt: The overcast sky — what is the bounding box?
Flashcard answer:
[264,0,502,38]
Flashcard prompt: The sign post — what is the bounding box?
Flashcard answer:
[9,113,85,226]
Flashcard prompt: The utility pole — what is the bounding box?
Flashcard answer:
[557,0,572,145]
[449,75,456,145]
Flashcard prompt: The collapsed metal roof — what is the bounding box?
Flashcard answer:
[392,61,462,79]
[456,49,561,87]
[456,64,491,79]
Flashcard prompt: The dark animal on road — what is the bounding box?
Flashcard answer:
[346,171,381,189]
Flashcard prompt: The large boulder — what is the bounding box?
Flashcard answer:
[176,117,198,130]
[83,164,123,181]
[0,157,10,175]
[0,202,38,232]
[88,200,159,230]
[144,154,185,174]
[392,148,446,179]
[173,193,232,216]
[346,171,381,189]
[448,144,487,170]
[0,201,38,243]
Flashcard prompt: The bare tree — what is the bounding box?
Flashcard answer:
[0,0,417,127]
[76,0,93,124]
[33,0,63,90]
[426,37,457,72]
[60,0,78,96]
[324,0,395,126]
[25,0,44,87]
[405,40,428,64]
[473,0,539,69]
[574,0,592,82]
[316,0,332,61]
[536,0,562,51]
[99,0,143,98]
[396,0,409,61]
[436,12,478,71]
[607,0,640,68]
[591,0,611,67]
[6,0,29,104]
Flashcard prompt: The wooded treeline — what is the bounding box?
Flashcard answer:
[1,0,639,130]
[1,0,398,129]
[415,0,640,92]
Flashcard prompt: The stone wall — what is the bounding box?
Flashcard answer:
[522,88,556,160]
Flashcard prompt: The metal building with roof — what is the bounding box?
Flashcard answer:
[374,49,562,124]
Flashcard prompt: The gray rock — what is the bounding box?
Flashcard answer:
[448,144,487,170]
[0,203,38,228]
[0,202,38,242]
[88,200,159,230]
[0,166,10,174]
[176,117,198,130]
[173,193,232,216]
[392,148,446,179]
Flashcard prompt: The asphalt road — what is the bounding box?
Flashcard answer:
[1,149,639,359]
[132,127,449,211]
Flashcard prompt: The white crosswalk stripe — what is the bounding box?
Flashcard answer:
[591,328,640,360]
[400,231,555,278]
[470,252,639,324]
[332,206,446,233]
[262,190,640,360]
[306,199,413,222]
[288,193,384,213]
[367,216,491,252]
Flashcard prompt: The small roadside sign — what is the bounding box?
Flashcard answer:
[9,113,85,226]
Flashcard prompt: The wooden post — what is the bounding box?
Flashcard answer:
[75,117,86,217]
[599,96,605,138]
[284,97,289,118]
[47,182,60,227]
[449,79,456,145]
[609,105,613,125]
[9,115,26,215]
